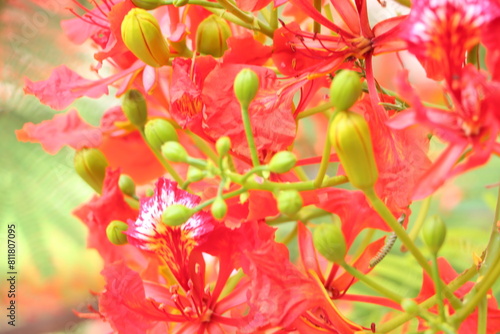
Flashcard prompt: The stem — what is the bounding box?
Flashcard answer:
[231,173,348,191]
[375,264,478,333]
[241,165,269,183]
[186,131,219,162]
[402,196,431,252]
[266,207,330,225]
[431,255,447,322]
[139,129,184,184]
[296,101,335,120]
[314,113,334,188]
[477,297,487,334]
[313,0,321,33]
[215,0,274,37]
[278,223,298,245]
[352,228,375,260]
[193,188,247,211]
[339,260,403,303]
[240,105,261,168]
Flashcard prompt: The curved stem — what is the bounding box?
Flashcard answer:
[240,105,260,168]
[402,196,431,252]
[296,101,335,120]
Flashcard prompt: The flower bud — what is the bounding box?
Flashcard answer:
[216,136,231,156]
[234,68,259,107]
[74,148,109,194]
[144,119,178,150]
[269,151,297,174]
[313,222,346,263]
[122,89,148,128]
[329,70,363,111]
[131,0,165,9]
[119,174,136,197]
[121,8,170,67]
[161,141,188,162]
[277,190,303,216]
[421,215,447,254]
[401,299,419,315]
[106,220,129,245]
[161,204,193,226]
[187,166,205,182]
[329,111,378,190]
[196,15,231,58]
[211,197,227,220]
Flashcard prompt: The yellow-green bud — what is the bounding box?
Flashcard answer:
[106,220,129,245]
[269,151,297,174]
[276,190,303,216]
[144,119,178,150]
[187,166,205,182]
[119,174,136,197]
[131,0,165,9]
[173,0,190,7]
[196,15,231,58]
[421,215,447,254]
[122,89,148,128]
[216,136,231,156]
[74,148,109,194]
[401,299,419,315]
[121,8,170,67]
[313,222,346,263]
[329,70,363,111]
[234,68,259,107]
[211,197,227,220]
[329,111,378,190]
[161,141,188,162]
[161,204,193,226]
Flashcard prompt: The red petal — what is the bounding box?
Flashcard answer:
[223,31,273,66]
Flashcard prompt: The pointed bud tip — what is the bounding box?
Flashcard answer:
[330,70,363,111]
[106,220,129,245]
[161,204,193,226]
[234,69,259,107]
[269,151,297,174]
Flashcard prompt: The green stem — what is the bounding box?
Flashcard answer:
[313,0,321,33]
[340,260,403,303]
[158,0,224,7]
[364,188,463,310]
[314,113,334,188]
[241,165,269,183]
[139,129,184,184]
[266,207,330,225]
[352,228,375,260]
[215,0,274,37]
[231,173,348,191]
[240,105,261,168]
[193,188,247,212]
[375,264,478,333]
[296,101,335,120]
[431,254,447,322]
[477,297,487,334]
[402,196,431,252]
[186,157,208,169]
[270,6,278,30]
[186,131,219,162]
[278,223,298,245]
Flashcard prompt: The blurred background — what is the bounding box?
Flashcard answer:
[1,1,499,333]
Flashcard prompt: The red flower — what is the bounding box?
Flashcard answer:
[389,66,500,199]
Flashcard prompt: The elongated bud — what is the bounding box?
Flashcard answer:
[187,166,205,182]
[330,70,363,111]
[196,15,231,57]
[74,148,109,194]
[131,0,165,9]
[144,119,178,150]
[329,111,378,190]
[234,69,259,107]
[119,174,136,197]
[421,215,447,254]
[106,220,128,245]
[161,141,188,162]
[216,136,231,156]
[123,89,148,128]
[277,190,303,216]
[269,151,297,174]
[161,204,193,226]
[211,197,227,220]
[313,222,346,263]
[121,8,170,67]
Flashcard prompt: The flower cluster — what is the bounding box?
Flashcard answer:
[16,0,500,332]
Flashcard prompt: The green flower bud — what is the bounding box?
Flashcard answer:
[211,197,227,220]
[106,220,129,245]
[329,70,363,111]
[119,174,136,197]
[276,190,303,216]
[74,148,109,194]
[216,136,231,156]
[268,151,297,174]
[329,111,378,191]
[161,141,188,163]
[121,8,170,67]
[131,0,165,10]
[196,15,231,58]
[122,89,148,128]
[401,299,419,315]
[161,204,193,226]
[187,166,205,182]
[313,222,346,263]
[421,215,447,254]
[234,68,259,107]
[173,0,190,7]
[144,119,178,150]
